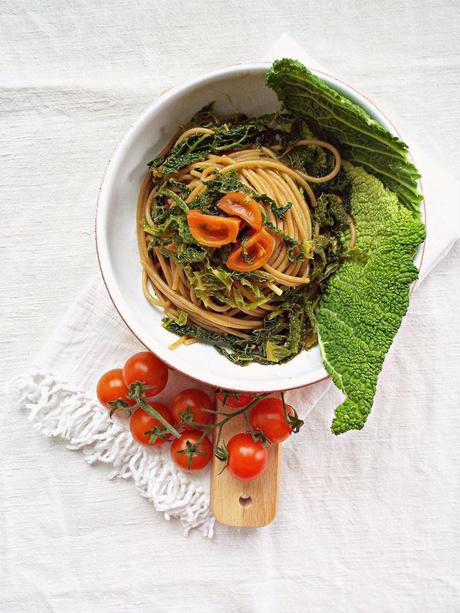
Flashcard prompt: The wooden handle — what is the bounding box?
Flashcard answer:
[210,394,281,528]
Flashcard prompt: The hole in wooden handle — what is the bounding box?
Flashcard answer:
[239,494,252,507]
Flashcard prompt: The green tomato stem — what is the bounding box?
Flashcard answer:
[138,398,180,439]
[194,392,270,454]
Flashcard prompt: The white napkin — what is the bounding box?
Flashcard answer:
[10,35,460,537]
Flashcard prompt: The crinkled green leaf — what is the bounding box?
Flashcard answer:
[266,59,422,213]
[316,164,425,434]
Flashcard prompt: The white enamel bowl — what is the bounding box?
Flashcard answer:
[96,63,424,392]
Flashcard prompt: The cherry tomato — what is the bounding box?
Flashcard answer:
[217,192,262,231]
[227,433,268,481]
[129,403,174,446]
[225,227,275,272]
[96,368,134,409]
[171,388,213,430]
[187,210,240,247]
[171,430,212,472]
[249,397,293,443]
[215,390,257,409]
[122,351,168,398]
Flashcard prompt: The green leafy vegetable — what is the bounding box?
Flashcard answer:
[253,193,292,219]
[182,262,274,311]
[283,140,330,178]
[266,341,292,363]
[158,187,189,213]
[190,171,247,214]
[142,214,194,245]
[166,179,191,197]
[315,193,349,228]
[266,59,422,213]
[150,123,257,175]
[240,236,254,264]
[152,133,212,174]
[316,164,425,434]
[143,211,208,265]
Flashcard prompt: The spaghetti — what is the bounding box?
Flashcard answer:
[137,111,354,364]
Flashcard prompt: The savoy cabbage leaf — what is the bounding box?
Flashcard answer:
[316,164,425,434]
[266,59,422,213]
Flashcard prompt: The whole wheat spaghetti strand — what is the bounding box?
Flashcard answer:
[174,127,214,145]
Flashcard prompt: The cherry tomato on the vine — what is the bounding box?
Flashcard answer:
[171,430,212,472]
[226,433,268,481]
[215,390,257,409]
[96,368,134,409]
[129,403,173,447]
[171,388,213,430]
[249,397,294,444]
[123,351,168,398]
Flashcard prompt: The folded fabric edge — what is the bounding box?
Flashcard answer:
[7,369,215,538]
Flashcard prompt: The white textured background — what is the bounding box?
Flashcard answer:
[1,1,460,612]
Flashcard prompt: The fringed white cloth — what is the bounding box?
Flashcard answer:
[10,369,215,537]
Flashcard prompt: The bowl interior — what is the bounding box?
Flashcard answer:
[96,64,421,392]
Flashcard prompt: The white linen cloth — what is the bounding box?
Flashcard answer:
[9,35,460,536]
[2,14,460,611]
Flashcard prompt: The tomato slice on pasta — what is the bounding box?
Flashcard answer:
[217,192,262,231]
[187,210,240,247]
[225,227,275,272]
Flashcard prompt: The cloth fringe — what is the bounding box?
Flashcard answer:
[9,369,215,538]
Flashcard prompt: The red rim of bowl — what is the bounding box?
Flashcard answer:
[95,63,426,394]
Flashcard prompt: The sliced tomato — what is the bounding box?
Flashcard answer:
[217,192,262,231]
[225,227,275,272]
[187,210,240,247]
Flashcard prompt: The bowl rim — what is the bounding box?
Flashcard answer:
[95,62,426,392]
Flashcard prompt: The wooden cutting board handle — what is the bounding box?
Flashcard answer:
[210,393,281,528]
